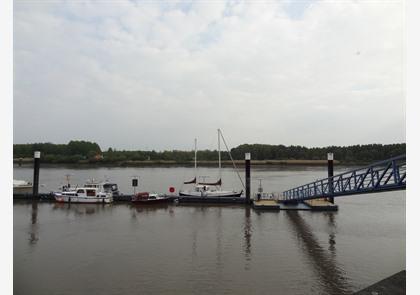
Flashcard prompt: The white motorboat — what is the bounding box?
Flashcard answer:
[84,179,121,197]
[179,129,243,198]
[13,179,33,194]
[54,187,113,203]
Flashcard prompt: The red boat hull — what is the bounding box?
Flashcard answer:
[131,192,171,204]
[131,198,171,204]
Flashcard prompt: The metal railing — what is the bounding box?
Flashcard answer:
[282,155,406,201]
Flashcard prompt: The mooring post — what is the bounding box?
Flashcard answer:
[32,151,41,199]
[328,152,334,204]
[245,153,251,204]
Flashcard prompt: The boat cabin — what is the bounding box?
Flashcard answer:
[84,181,120,196]
[61,188,106,198]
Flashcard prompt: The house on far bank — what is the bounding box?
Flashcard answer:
[94,153,103,161]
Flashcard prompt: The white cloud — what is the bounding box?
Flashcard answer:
[14,0,405,150]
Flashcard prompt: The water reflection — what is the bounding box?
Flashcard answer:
[243,206,252,263]
[29,201,39,245]
[216,207,223,269]
[286,211,351,295]
[131,203,170,214]
[128,203,175,223]
[324,212,337,255]
[52,202,112,216]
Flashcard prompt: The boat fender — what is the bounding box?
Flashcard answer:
[68,197,71,203]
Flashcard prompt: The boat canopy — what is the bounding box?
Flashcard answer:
[198,178,222,186]
[184,177,196,184]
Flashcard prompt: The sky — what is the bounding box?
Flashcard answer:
[13,0,405,151]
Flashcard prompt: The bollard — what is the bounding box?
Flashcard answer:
[245,153,251,204]
[32,151,41,199]
[328,153,334,204]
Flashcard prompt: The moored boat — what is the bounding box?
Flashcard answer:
[84,179,121,197]
[13,179,33,194]
[179,185,243,198]
[131,192,171,204]
[54,187,113,203]
[179,129,244,198]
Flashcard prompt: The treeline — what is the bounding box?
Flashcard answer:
[230,143,405,163]
[104,148,227,163]
[14,141,102,163]
[13,141,406,164]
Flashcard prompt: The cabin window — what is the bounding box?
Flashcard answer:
[77,189,84,194]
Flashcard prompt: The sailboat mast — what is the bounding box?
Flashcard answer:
[194,138,197,183]
[218,129,221,187]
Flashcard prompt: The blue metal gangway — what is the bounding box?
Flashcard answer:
[282,154,406,201]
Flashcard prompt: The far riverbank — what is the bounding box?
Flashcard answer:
[13,158,354,168]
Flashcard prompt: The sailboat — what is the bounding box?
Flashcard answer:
[179,129,244,198]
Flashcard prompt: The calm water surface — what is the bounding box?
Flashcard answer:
[14,166,405,294]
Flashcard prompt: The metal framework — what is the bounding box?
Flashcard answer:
[282,154,406,201]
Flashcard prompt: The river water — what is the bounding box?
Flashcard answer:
[13,165,405,295]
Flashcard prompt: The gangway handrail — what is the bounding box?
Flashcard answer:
[282,154,406,201]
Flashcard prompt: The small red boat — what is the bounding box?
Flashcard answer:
[131,192,171,204]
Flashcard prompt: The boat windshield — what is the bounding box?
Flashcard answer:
[103,184,118,192]
[86,189,96,196]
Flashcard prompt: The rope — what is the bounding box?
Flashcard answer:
[219,130,246,190]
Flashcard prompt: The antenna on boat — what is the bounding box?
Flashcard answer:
[218,129,245,190]
[218,129,222,188]
[65,174,73,188]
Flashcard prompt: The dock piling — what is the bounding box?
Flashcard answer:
[327,153,334,204]
[32,151,41,199]
[245,153,251,204]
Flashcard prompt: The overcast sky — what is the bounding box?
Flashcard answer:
[13,0,405,151]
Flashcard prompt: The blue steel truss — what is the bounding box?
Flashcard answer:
[282,154,406,201]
